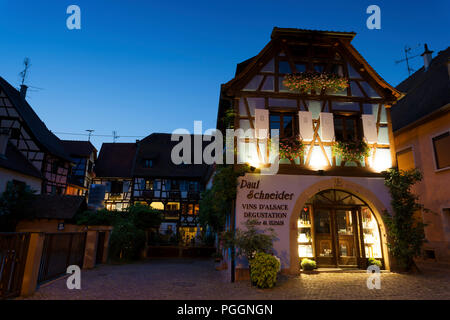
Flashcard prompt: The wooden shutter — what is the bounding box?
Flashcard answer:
[254,109,269,139]
[362,114,378,144]
[319,112,334,142]
[298,111,313,141]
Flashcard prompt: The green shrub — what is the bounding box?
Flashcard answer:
[74,209,116,226]
[301,258,317,271]
[109,220,146,261]
[250,252,280,289]
[368,258,382,268]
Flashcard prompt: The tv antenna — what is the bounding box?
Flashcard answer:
[112,130,120,143]
[86,129,95,141]
[395,45,421,76]
[19,57,31,85]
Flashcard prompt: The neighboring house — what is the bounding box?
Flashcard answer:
[91,133,211,240]
[132,133,210,240]
[0,77,73,194]
[92,142,136,211]
[391,45,450,263]
[217,28,402,279]
[0,136,42,194]
[61,140,97,196]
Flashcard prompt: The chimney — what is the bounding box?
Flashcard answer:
[0,129,9,158]
[421,44,434,70]
[19,84,28,99]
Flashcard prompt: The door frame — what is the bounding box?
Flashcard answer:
[312,205,361,268]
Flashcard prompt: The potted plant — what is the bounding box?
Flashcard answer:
[283,72,349,94]
[332,140,370,164]
[367,257,382,268]
[300,258,317,272]
[249,252,281,289]
[272,136,304,164]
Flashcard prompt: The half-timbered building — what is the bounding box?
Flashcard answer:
[61,140,97,196]
[0,77,72,194]
[132,133,210,242]
[217,28,403,280]
[92,134,211,242]
[92,143,136,211]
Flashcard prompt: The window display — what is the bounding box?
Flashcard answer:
[297,206,313,258]
[361,207,382,258]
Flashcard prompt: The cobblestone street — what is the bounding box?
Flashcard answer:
[24,259,450,300]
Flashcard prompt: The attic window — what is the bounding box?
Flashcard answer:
[143,159,153,168]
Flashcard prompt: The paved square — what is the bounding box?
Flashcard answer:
[24,259,450,300]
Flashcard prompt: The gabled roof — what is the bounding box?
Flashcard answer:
[133,133,211,180]
[0,77,72,162]
[391,47,450,132]
[61,140,97,159]
[24,194,86,220]
[0,143,42,179]
[221,27,401,100]
[95,143,137,178]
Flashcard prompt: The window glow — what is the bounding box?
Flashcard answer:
[309,146,328,170]
[371,148,392,172]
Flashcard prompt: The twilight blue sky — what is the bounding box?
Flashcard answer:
[0,0,449,150]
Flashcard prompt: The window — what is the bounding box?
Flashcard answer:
[10,128,20,139]
[333,113,361,141]
[110,181,123,194]
[143,159,153,168]
[432,131,450,170]
[397,148,415,170]
[145,180,154,190]
[171,180,180,190]
[51,161,61,174]
[278,61,291,74]
[166,202,180,211]
[269,113,296,138]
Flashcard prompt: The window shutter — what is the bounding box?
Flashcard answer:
[298,111,313,141]
[319,112,334,142]
[362,114,378,144]
[254,109,269,139]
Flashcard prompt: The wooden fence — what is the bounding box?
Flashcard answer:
[0,233,30,299]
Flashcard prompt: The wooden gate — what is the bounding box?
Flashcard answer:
[38,232,86,284]
[96,232,105,265]
[0,233,30,299]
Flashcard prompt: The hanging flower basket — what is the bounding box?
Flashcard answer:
[278,136,304,161]
[332,140,370,162]
[283,72,349,93]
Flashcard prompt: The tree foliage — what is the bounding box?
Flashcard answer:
[129,203,163,230]
[75,204,162,262]
[199,164,249,233]
[0,181,36,231]
[383,168,427,271]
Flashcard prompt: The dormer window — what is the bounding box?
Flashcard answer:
[143,159,153,168]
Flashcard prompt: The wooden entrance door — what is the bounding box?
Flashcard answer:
[313,209,336,266]
[313,208,360,267]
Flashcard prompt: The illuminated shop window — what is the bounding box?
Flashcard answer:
[297,206,314,258]
[361,207,382,258]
